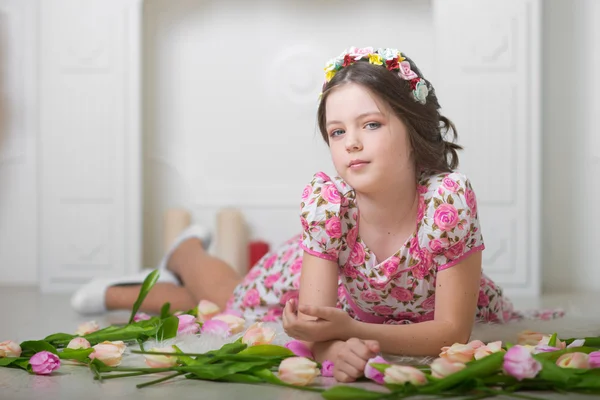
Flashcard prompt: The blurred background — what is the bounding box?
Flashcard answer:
[0,0,597,298]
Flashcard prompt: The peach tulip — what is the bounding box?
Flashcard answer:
[278,357,320,386]
[197,300,221,323]
[89,340,126,367]
[383,365,427,386]
[144,346,178,368]
[556,352,590,369]
[0,340,22,358]
[67,337,91,350]
[75,321,100,336]
[242,322,276,346]
[430,357,466,378]
[211,314,246,334]
[474,341,504,360]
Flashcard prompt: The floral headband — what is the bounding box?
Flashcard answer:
[322,47,430,105]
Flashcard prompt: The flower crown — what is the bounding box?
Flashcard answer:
[322,47,430,105]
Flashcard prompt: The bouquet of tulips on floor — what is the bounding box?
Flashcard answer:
[1,270,600,399]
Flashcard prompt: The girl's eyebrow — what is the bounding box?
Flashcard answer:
[326,112,384,128]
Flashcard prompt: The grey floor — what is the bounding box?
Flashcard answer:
[1,286,600,400]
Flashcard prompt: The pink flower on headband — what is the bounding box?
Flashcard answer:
[348,47,374,60]
[398,61,418,80]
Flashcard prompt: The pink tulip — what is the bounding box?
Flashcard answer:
[144,346,178,368]
[517,330,545,346]
[211,314,246,334]
[430,357,466,378]
[197,300,221,323]
[439,343,476,363]
[537,335,566,349]
[29,351,60,375]
[364,355,389,384]
[474,341,504,360]
[75,321,100,336]
[321,360,334,377]
[0,340,22,357]
[89,340,126,367]
[278,357,320,386]
[589,351,600,368]
[67,337,91,350]
[242,322,276,346]
[284,340,314,359]
[201,319,231,337]
[556,352,590,369]
[177,314,200,335]
[133,312,152,322]
[502,345,542,381]
[383,365,427,386]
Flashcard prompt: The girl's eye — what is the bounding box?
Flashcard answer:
[330,129,344,137]
[365,122,381,130]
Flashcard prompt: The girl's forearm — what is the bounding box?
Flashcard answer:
[352,320,468,357]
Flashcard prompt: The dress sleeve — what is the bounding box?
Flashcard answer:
[419,173,485,270]
[299,172,345,262]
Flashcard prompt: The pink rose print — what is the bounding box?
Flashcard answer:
[301,184,313,201]
[429,238,450,254]
[373,305,395,316]
[293,274,301,289]
[417,311,435,322]
[242,289,260,307]
[264,272,281,289]
[264,254,277,270]
[280,290,299,305]
[444,240,465,260]
[442,177,460,193]
[411,249,432,280]
[433,203,459,231]
[417,185,428,194]
[368,278,387,290]
[290,257,302,274]
[322,184,341,204]
[349,242,366,266]
[338,285,346,299]
[465,188,477,215]
[477,290,490,307]
[262,307,283,322]
[346,227,358,247]
[421,295,436,310]
[325,216,343,239]
[243,267,262,285]
[282,248,294,263]
[343,264,358,279]
[396,311,417,321]
[390,287,414,302]
[382,257,400,278]
[301,217,309,232]
[417,196,426,221]
[360,291,381,303]
[409,236,420,255]
[315,171,330,181]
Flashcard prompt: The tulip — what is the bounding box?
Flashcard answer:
[144,346,178,368]
[67,337,91,350]
[517,330,544,346]
[75,321,100,336]
[383,365,427,386]
[89,340,126,367]
[430,357,466,378]
[211,314,246,334]
[439,343,476,363]
[278,357,320,386]
[133,312,152,322]
[242,322,276,346]
[29,351,60,375]
[284,340,314,359]
[589,351,600,368]
[474,341,504,360]
[197,300,221,323]
[364,355,389,384]
[321,360,334,377]
[537,335,566,349]
[200,319,231,337]
[556,352,590,369]
[177,314,200,335]
[0,340,22,358]
[502,345,542,381]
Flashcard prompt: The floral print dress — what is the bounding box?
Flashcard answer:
[227,171,537,324]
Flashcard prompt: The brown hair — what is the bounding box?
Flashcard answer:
[317,59,462,174]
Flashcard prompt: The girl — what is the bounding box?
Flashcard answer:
[71,47,519,383]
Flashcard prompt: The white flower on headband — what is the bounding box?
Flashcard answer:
[348,46,374,60]
[412,79,429,104]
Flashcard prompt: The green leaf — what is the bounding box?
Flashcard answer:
[160,302,171,319]
[82,322,161,345]
[128,269,161,324]
[565,337,600,347]
[0,357,31,371]
[43,333,76,344]
[537,358,581,387]
[156,315,179,341]
[180,360,272,380]
[369,362,391,374]
[58,348,94,363]
[172,345,196,366]
[210,342,247,356]
[238,344,294,357]
[19,340,58,357]
[548,333,558,348]
[218,373,264,384]
[321,386,385,400]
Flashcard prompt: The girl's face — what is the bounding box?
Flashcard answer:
[324,83,415,194]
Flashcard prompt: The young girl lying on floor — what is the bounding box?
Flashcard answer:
[72,46,521,383]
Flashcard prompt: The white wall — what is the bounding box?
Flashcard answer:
[541,0,600,292]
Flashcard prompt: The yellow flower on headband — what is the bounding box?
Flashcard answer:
[368,54,383,66]
[325,70,337,82]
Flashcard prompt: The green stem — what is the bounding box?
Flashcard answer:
[96,371,159,380]
[136,371,185,389]
[89,363,102,382]
[137,339,146,352]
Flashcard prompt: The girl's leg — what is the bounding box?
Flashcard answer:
[103,238,242,312]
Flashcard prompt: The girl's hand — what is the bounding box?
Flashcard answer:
[282,300,355,342]
[333,338,380,383]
